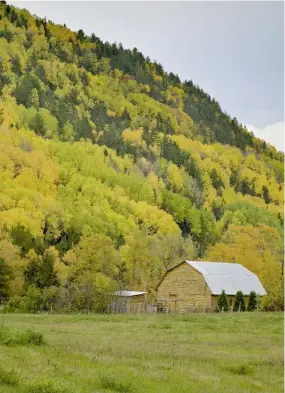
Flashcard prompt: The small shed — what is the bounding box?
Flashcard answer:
[156,261,267,313]
[112,291,147,314]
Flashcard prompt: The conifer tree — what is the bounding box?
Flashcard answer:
[247,291,257,311]
[27,88,39,109]
[24,251,59,290]
[0,257,12,302]
[233,291,246,312]
[217,289,229,311]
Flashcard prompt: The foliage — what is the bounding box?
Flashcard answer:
[24,250,59,289]
[233,291,246,312]
[100,375,133,393]
[0,257,13,302]
[217,290,229,312]
[23,379,68,393]
[261,292,284,312]
[0,324,44,346]
[0,367,19,387]
[247,291,257,311]
[205,224,283,307]
[0,3,283,309]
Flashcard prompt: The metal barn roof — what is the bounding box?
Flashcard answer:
[114,291,147,297]
[185,261,267,296]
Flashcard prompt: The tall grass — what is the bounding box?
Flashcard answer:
[0,324,45,346]
[0,313,283,393]
[0,367,19,387]
[23,379,68,393]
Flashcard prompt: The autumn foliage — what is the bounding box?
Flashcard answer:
[0,3,283,311]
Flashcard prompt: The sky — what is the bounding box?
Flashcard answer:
[10,1,285,151]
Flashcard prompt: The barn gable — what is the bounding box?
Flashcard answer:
[156,262,212,313]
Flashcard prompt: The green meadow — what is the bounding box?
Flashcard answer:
[0,312,283,393]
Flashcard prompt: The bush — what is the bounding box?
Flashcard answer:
[217,290,229,311]
[4,295,25,313]
[23,286,44,313]
[0,367,19,386]
[4,286,59,314]
[233,291,246,312]
[0,324,45,346]
[228,364,253,376]
[100,375,133,393]
[247,291,257,311]
[19,329,45,345]
[23,378,68,393]
[261,291,284,311]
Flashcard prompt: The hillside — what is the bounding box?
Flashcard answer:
[0,3,283,310]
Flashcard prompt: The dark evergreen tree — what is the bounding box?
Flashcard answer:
[0,257,12,302]
[247,291,257,311]
[210,168,224,190]
[262,186,270,204]
[76,29,85,42]
[160,137,189,166]
[233,291,246,312]
[24,252,59,289]
[217,289,229,311]
[10,224,44,256]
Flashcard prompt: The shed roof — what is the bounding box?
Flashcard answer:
[114,291,147,297]
[185,261,267,296]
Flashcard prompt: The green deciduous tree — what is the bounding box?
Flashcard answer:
[0,4,283,312]
[27,88,39,109]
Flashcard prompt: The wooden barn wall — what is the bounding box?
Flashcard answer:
[211,295,250,310]
[128,295,147,313]
[156,263,212,313]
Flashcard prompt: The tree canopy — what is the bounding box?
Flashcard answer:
[0,3,283,310]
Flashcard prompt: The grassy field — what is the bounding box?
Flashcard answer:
[0,313,283,393]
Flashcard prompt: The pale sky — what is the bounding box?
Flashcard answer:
[10,1,285,151]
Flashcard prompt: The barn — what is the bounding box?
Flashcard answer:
[111,291,147,313]
[156,261,267,313]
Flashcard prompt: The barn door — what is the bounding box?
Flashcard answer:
[168,294,178,313]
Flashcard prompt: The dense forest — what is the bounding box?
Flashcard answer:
[0,3,283,312]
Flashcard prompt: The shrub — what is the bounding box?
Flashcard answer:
[0,367,19,386]
[217,289,229,311]
[0,324,44,346]
[247,291,257,311]
[4,286,59,314]
[23,378,68,393]
[233,291,246,312]
[19,329,45,345]
[23,286,44,313]
[261,292,284,311]
[100,375,133,393]
[228,364,253,376]
[4,295,25,313]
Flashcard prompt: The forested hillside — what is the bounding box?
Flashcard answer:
[0,3,283,311]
